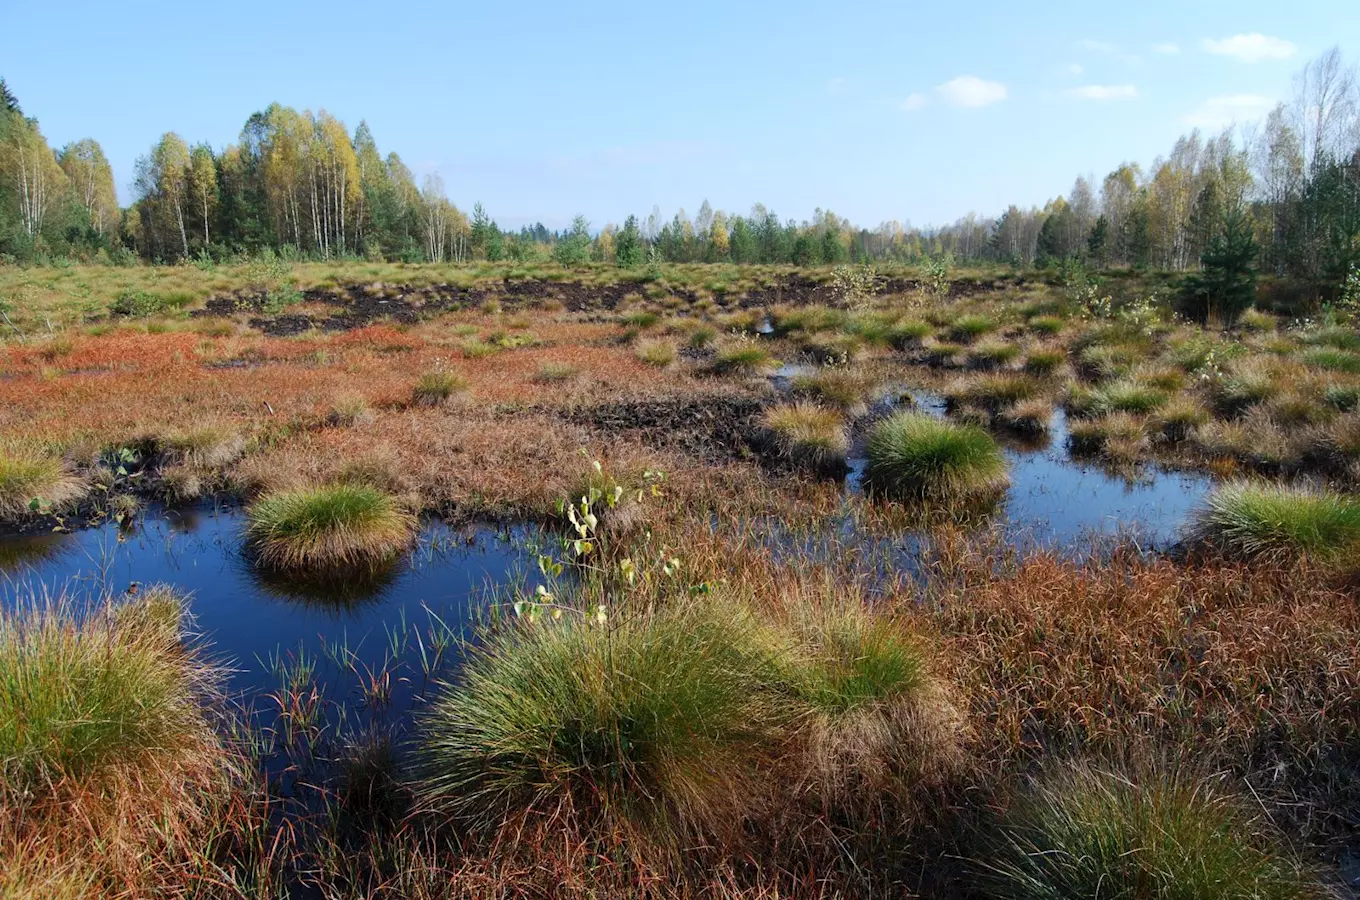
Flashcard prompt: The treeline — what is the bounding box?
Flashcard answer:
[1,48,1358,302]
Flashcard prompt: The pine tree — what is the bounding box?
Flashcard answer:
[1181,206,1259,325]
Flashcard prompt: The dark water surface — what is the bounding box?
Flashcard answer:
[0,506,542,732]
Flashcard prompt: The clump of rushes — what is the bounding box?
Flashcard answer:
[1077,343,1140,381]
[533,361,580,383]
[924,341,966,366]
[1090,379,1169,415]
[949,313,998,343]
[0,590,241,891]
[1068,413,1147,461]
[246,483,416,572]
[997,399,1053,435]
[0,448,85,520]
[1024,348,1066,376]
[945,374,1040,414]
[416,602,778,848]
[775,600,962,804]
[888,319,932,349]
[1323,383,1360,412]
[634,340,678,368]
[1212,359,1279,415]
[1027,315,1066,336]
[620,309,660,330]
[760,403,850,475]
[710,344,773,376]
[1191,481,1360,563]
[1154,397,1210,443]
[412,370,468,406]
[1300,347,1360,374]
[978,763,1327,900]
[791,369,876,417]
[327,393,375,426]
[687,324,718,348]
[968,340,1021,371]
[159,424,245,467]
[864,412,1010,502]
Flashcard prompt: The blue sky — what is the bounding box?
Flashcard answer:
[6,0,1358,230]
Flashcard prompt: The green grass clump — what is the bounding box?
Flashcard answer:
[1298,325,1360,350]
[1323,383,1360,412]
[1154,398,1210,442]
[864,412,1010,502]
[159,424,245,468]
[412,370,468,406]
[0,449,85,520]
[246,484,416,572]
[1090,379,1170,415]
[1077,343,1141,381]
[946,374,1040,413]
[1024,349,1066,376]
[620,310,660,330]
[1212,360,1279,415]
[0,589,207,788]
[968,340,1022,370]
[997,399,1053,434]
[888,319,932,349]
[1192,481,1360,563]
[686,324,718,348]
[949,313,998,343]
[710,345,774,376]
[761,403,850,474]
[416,602,777,842]
[1300,347,1360,373]
[533,361,581,383]
[1027,315,1066,336]
[978,763,1327,900]
[635,340,678,368]
[790,369,875,415]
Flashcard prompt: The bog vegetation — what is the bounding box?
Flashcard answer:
[0,43,1359,900]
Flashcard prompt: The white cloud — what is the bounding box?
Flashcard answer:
[1182,94,1275,128]
[936,75,1008,108]
[901,92,930,112]
[1067,84,1139,101]
[1151,42,1181,55]
[1202,33,1296,62]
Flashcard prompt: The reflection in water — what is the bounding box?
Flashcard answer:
[0,505,543,729]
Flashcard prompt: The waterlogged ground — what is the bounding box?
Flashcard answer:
[0,507,542,736]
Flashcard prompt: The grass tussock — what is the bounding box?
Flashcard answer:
[246,483,416,572]
[979,762,1328,900]
[1192,481,1360,563]
[0,589,247,895]
[416,601,779,849]
[790,369,877,416]
[864,412,1009,502]
[635,340,679,369]
[0,449,85,521]
[412,370,469,406]
[760,403,850,475]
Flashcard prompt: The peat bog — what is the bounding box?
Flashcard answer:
[2,261,1359,898]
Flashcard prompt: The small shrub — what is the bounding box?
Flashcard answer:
[978,763,1326,900]
[246,484,416,572]
[412,371,468,406]
[864,412,1009,502]
[1192,481,1360,563]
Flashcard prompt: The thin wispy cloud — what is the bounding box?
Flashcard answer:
[1182,94,1275,128]
[937,76,1008,108]
[901,75,1008,112]
[1067,63,1085,76]
[1202,34,1296,62]
[1151,42,1181,55]
[901,92,930,112]
[1067,85,1139,101]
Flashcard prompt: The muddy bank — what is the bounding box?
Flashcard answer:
[188,273,1018,335]
[564,396,764,463]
